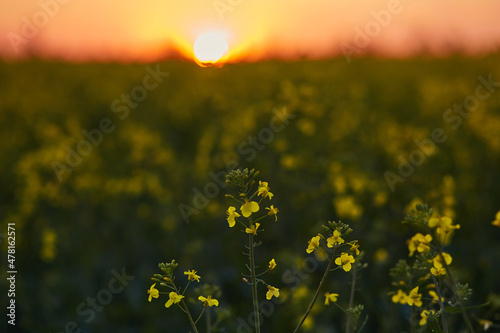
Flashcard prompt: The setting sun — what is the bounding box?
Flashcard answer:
[193,32,229,67]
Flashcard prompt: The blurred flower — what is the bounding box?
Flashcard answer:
[407,286,422,307]
[226,206,240,227]
[241,199,259,217]
[165,292,184,308]
[266,285,280,300]
[147,283,159,302]
[266,205,279,221]
[335,252,355,272]
[324,292,339,305]
[428,216,460,240]
[184,270,201,282]
[268,259,277,270]
[306,235,321,254]
[257,181,273,199]
[431,265,446,276]
[327,230,345,248]
[245,223,260,235]
[198,295,219,307]
[391,289,408,304]
[428,290,443,303]
[492,210,500,227]
[419,309,435,326]
[407,233,432,257]
[479,319,493,331]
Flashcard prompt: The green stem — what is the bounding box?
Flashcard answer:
[431,274,448,333]
[180,299,199,333]
[345,264,357,333]
[249,233,261,333]
[410,306,417,333]
[438,251,474,333]
[194,307,206,325]
[293,248,337,333]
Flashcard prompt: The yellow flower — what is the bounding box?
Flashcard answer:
[147,283,159,302]
[184,270,201,282]
[407,286,422,307]
[419,309,435,326]
[349,242,360,255]
[327,230,345,248]
[428,216,460,239]
[226,206,240,227]
[257,181,274,199]
[428,290,443,303]
[479,319,493,331]
[324,292,339,305]
[407,233,432,257]
[266,285,280,300]
[391,289,408,304]
[198,295,219,307]
[165,292,184,308]
[241,199,260,217]
[335,252,356,272]
[306,235,321,254]
[268,259,277,270]
[492,210,500,227]
[432,252,452,267]
[266,205,279,221]
[245,223,260,235]
[431,265,446,276]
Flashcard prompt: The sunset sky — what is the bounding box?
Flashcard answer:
[1,0,500,62]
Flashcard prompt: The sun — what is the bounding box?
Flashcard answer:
[193,32,229,67]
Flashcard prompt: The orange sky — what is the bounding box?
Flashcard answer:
[1,0,500,62]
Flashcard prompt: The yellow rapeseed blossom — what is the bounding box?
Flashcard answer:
[327,230,345,248]
[184,270,201,282]
[226,206,240,227]
[245,223,260,235]
[147,283,159,302]
[407,286,422,307]
[198,295,219,307]
[268,259,277,270]
[428,290,443,303]
[257,181,274,199]
[335,252,356,272]
[392,289,408,304]
[266,205,279,221]
[432,252,453,267]
[479,319,493,330]
[428,216,460,237]
[419,309,435,326]
[266,285,280,300]
[324,292,339,305]
[349,242,360,255]
[165,292,184,308]
[306,235,321,254]
[241,199,259,217]
[431,264,446,276]
[407,233,433,257]
[492,210,500,227]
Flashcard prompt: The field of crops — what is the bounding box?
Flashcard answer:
[1,55,500,332]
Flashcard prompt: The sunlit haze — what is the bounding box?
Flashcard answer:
[1,0,500,62]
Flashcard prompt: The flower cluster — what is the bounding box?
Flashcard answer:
[147,260,220,332]
[225,168,280,308]
[391,203,473,330]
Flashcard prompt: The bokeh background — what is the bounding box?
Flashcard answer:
[1,1,500,332]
